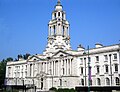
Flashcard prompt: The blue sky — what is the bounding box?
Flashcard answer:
[0,0,120,61]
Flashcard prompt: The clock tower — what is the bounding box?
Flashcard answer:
[44,0,71,56]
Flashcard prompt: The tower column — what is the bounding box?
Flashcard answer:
[51,26,54,36]
[49,26,51,36]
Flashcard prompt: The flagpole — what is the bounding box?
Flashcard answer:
[88,46,90,92]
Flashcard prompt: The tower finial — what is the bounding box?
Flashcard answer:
[57,0,61,5]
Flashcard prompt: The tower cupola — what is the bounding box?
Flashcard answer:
[43,0,71,56]
[55,0,63,11]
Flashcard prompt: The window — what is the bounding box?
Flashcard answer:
[116,77,120,85]
[25,71,27,77]
[80,58,83,63]
[97,78,101,85]
[60,79,62,86]
[54,13,56,18]
[113,54,117,60]
[96,66,100,74]
[105,65,109,73]
[63,68,65,75]
[8,67,11,76]
[106,78,110,85]
[81,79,84,86]
[53,25,56,35]
[88,57,91,62]
[62,13,64,19]
[96,56,99,61]
[26,65,27,70]
[90,80,92,85]
[104,55,108,61]
[115,64,118,72]
[58,12,60,16]
[63,26,64,35]
[81,67,83,74]
[30,64,32,76]
[41,78,43,90]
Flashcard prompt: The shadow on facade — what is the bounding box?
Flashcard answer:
[0,85,36,92]
[75,86,120,92]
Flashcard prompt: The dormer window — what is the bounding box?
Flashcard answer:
[60,54,63,57]
[34,58,36,61]
[47,57,51,59]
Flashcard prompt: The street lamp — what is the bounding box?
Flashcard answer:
[83,46,91,92]
[87,46,91,92]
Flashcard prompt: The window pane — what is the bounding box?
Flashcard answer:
[115,64,118,72]
[113,54,117,59]
[96,56,99,61]
[116,77,120,85]
[104,55,108,61]
[105,65,108,73]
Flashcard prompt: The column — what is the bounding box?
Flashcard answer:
[53,61,54,75]
[68,59,70,75]
[58,60,60,76]
[51,26,54,36]
[67,26,70,36]
[49,27,51,36]
[46,62,48,73]
[61,60,63,75]
[31,64,33,77]
[65,59,68,75]
[64,27,67,37]
[33,63,34,77]
[70,59,72,75]
[67,59,69,75]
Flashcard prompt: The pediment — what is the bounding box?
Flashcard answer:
[27,55,45,62]
[51,50,74,59]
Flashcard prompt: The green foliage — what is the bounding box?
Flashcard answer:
[0,57,13,87]
[2,88,19,92]
[0,59,7,86]
[49,87,76,92]
[49,87,57,91]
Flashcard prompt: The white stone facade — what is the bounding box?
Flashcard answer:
[5,1,120,92]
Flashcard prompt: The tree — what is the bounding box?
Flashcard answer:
[0,59,6,87]
[0,57,13,87]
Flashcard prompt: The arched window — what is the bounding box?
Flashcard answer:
[30,64,32,76]
[60,79,62,86]
[62,13,64,19]
[97,78,101,85]
[54,13,56,18]
[58,12,60,16]
[53,25,56,35]
[116,77,120,85]
[105,65,109,73]
[106,78,110,85]
[63,26,64,36]
[81,79,84,86]
[63,68,65,75]
[96,66,100,74]
[115,64,118,72]
[41,78,43,90]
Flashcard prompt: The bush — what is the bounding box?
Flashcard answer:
[49,87,57,91]
[57,88,76,92]
[49,87,76,92]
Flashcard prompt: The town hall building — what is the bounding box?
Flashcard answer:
[5,0,120,92]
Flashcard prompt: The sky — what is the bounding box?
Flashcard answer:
[0,0,120,61]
